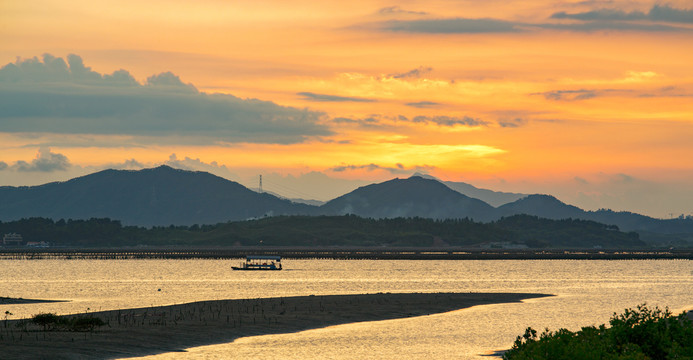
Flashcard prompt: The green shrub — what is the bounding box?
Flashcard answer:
[31,313,61,331]
[30,312,105,332]
[69,316,105,331]
[503,304,693,360]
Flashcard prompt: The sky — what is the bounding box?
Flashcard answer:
[1,0,692,218]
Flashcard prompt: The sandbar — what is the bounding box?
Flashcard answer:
[0,297,67,305]
[0,292,551,359]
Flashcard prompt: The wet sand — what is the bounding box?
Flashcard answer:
[0,292,551,359]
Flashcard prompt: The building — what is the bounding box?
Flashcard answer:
[2,233,24,246]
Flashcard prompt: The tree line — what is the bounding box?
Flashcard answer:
[0,214,643,248]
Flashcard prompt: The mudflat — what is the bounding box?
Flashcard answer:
[0,292,551,359]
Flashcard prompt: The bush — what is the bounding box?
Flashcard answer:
[31,313,61,331]
[503,304,693,360]
[31,312,105,332]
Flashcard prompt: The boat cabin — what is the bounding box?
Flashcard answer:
[232,255,282,271]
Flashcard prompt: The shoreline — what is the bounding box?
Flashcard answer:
[0,292,551,359]
[1,248,692,260]
[0,297,67,305]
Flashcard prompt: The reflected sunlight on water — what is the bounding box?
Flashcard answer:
[2,259,691,359]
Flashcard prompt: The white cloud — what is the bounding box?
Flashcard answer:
[2,147,71,172]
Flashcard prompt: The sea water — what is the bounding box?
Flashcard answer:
[1,259,691,359]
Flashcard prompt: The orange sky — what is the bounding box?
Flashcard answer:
[1,0,692,217]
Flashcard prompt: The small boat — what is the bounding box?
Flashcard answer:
[232,255,282,271]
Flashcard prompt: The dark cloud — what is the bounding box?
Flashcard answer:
[409,115,488,127]
[380,18,521,33]
[551,8,647,21]
[534,89,598,101]
[9,148,71,172]
[377,6,427,16]
[330,163,434,175]
[332,116,385,129]
[498,118,527,128]
[389,66,432,79]
[551,5,693,24]
[297,92,376,103]
[405,101,440,108]
[334,114,487,128]
[371,5,692,35]
[146,72,198,93]
[0,54,330,144]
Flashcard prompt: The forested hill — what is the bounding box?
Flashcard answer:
[1,166,691,241]
[0,215,644,249]
[0,166,314,226]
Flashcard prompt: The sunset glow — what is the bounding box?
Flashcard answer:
[1,0,692,217]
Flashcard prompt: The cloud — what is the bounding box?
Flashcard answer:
[164,153,236,178]
[0,54,330,144]
[535,89,599,101]
[297,92,376,103]
[377,6,427,16]
[498,118,527,128]
[405,101,440,108]
[408,115,488,127]
[334,114,488,129]
[330,163,435,175]
[379,18,521,34]
[109,158,148,170]
[551,8,647,21]
[551,5,693,24]
[370,5,693,35]
[91,154,240,181]
[333,114,488,129]
[6,148,71,172]
[388,66,433,79]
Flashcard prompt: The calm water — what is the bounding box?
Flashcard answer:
[1,259,692,359]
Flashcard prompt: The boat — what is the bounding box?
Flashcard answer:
[232,255,282,271]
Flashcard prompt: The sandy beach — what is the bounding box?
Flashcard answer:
[0,292,549,359]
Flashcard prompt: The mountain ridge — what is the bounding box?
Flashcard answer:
[1,166,691,244]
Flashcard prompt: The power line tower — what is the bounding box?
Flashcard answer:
[259,174,263,193]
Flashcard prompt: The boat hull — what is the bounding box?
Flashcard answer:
[232,266,281,271]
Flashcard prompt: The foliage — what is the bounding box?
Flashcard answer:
[0,214,644,248]
[31,312,105,332]
[503,304,693,360]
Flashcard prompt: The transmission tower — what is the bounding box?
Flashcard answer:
[259,174,263,193]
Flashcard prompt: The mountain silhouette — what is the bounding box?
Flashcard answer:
[1,167,691,241]
[320,176,497,221]
[0,165,313,226]
[496,194,585,220]
[414,173,527,207]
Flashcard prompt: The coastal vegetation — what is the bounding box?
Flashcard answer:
[503,304,693,360]
[0,214,643,248]
[30,313,105,332]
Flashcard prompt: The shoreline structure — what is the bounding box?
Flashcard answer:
[1,248,691,260]
[0,292,550,359]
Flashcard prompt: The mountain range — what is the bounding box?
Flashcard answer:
[1,166,691,243]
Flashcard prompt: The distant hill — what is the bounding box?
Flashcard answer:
[319,176,497,222]
[0,166,314,226]
[494,194,693,244]
[415,173,527,207]
[496,194,585,220]
[1,167,691,246]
